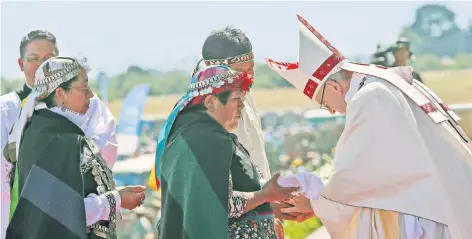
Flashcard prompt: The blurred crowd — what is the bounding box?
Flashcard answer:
[260,111,345,179]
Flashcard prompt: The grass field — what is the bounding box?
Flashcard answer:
[108,69,472,117]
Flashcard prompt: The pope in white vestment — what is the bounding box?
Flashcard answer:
[266,15,472,239]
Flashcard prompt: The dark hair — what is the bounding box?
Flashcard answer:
[19,30,58,58]
[202,26,252,60]
[42,75,79,108]
[186,91,232,112]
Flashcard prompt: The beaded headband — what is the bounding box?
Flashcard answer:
[185,66,253,108]
[188,71,242,97]
[204,52,254,66]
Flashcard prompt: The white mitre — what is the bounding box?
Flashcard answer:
[265,15,457,124]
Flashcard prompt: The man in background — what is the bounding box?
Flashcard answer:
[1,30,58,238]
[392,37,424,83]
[200,26,289,239]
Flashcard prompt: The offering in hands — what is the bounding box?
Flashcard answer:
[277,171,324,200]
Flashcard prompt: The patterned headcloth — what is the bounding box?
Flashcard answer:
[148,65,253,190]
[9,55,90,160]
[190,52,255,78]
[33,56,89,100]
[186,65,253,107]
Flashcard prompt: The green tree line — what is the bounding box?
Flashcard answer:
[3,53,471,98]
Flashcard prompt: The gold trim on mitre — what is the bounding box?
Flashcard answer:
[204,52,254,66]
[265,15,347,101]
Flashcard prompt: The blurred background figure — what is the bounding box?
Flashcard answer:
[370,44,390,67]
[391,37,424,83]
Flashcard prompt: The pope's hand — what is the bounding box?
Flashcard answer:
[295,211,316,222]
[281,192,314,216]
[271,202,299,220]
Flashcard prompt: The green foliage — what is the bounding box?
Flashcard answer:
[454,54,472,69]
[284,217,323,239]
[411,53,472,71]
[401,4,471,57]
[411,54,444,71]
[90,63,292,100]
[4,52,472,100]
[253,64,292,89]
[1,77,23,95]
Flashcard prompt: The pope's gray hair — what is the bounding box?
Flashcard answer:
[327,69,349,82]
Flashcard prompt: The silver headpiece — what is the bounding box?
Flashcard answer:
[33,55,90,100]
[9,54,91,160]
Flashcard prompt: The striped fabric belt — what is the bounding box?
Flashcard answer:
[88,223,113,238]
[238,211,275,221]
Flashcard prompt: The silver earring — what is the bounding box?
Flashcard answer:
[61,101,66,112]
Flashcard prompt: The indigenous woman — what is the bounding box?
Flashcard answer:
[6,56,145,239]
[154,65,297,239]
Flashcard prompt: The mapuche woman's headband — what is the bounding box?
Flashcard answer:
[203,52,254,66]
[185,65,253,107]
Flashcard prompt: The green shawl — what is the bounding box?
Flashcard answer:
[159,110,253,239]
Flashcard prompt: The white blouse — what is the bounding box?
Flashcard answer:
[43,94,120,226]
[234,92,271,180]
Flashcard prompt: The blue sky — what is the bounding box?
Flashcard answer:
[1,1,471,79]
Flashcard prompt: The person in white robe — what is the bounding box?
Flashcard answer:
[265,15,472,239]
[1,30,118,238]
[199,26,271,180]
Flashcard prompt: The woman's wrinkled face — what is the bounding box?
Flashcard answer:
[208,90,246,132]
[60,69,94,114]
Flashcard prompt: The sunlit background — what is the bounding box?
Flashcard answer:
[2,1,472,238]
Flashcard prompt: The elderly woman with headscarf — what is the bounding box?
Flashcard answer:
[6,56,146,239]
[152,65,297,239]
